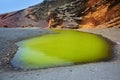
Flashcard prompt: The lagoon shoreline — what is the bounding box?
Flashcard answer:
[0,27,120,80]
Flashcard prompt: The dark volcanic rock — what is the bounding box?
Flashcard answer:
[0,0,120,28]
[0,0,73,28]
[48,0,120,28]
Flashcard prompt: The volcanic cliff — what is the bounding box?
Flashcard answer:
[0,0,120,28]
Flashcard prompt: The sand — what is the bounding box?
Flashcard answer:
[0,28,120,80]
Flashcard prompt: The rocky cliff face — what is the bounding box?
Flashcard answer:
[0,0,120,28]
[80,0,120,28]
[0,0,72,28]
[48,0,120,28]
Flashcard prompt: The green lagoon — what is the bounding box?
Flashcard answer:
[11,29,113,69]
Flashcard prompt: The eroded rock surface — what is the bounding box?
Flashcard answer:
[0,0,72,28]
[48,0,120,28]
[0,0,120,28]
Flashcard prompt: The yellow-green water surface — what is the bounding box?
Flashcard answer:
[11,29,113,69]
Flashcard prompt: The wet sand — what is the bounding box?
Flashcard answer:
[0,28,120,80]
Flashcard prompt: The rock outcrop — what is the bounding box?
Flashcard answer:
[0,0,120,28]
[0,0,72,28]
[48,0,120,28]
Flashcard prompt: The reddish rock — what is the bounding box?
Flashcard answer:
[47,0,120,28]
[0,10,48,28]
[0,0,120,28]
[0,0,72,28]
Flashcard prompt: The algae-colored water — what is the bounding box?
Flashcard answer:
[11,29,113,69]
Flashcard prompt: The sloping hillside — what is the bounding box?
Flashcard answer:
[0,0,120,28]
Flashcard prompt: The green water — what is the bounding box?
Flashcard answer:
[11,29,113,69]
